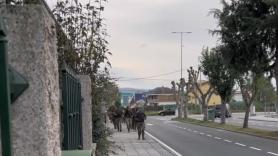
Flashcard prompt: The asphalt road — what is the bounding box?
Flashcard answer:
[146,116,278,156]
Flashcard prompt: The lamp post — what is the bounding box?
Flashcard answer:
[172,31,192,79]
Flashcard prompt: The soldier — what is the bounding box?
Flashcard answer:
[124,106,132,133]
[131,107,137,130]
[134,107,146,140]
[108,106,117,129]
[113,107,123,132]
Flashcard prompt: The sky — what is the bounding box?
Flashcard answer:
[102,0,223,90]
[47,0,223,90]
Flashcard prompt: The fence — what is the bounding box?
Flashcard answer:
[61,64,83,150]
[0,17,12,156]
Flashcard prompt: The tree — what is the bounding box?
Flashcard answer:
[211,0,270,128]
[255,76,277,108]
[261,0,278,113]
[201,47,236,124]
[53,0,115,155]
[171,81,182,118]
[180,78,189,119]
[187,67,214,121]
[148,86,172,94]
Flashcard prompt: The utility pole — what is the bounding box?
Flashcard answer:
[172,31,192,79]
[172,31,191,118]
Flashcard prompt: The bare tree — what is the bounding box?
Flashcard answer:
[188,67,214,121]
[171,81,182,118]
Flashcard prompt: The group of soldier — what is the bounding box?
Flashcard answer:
[108,105,147,140]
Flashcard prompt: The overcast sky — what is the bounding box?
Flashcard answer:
[47,0,223,89]
[102,0,222,89]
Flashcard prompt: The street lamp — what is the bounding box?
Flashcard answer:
[172,31,192,79]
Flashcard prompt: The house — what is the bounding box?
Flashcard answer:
[146,94,176,110]
[129,93,146,108]
[188,81,221,106]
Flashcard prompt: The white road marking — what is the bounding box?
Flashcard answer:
[224,139,232,143]
[267,152,278,156]
[214,137,222,140]
[206,134,212,137]
[147,123,153,126]
[249,147,262,151]
[216,129,224,132]
[145,131,182,156]
[199,132,205,135]
[193,130,198,133]
[235,143,246,147]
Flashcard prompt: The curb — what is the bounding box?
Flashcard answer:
[238,117,278,123]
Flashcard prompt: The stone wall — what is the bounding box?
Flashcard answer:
[78,75,93,150]
[0,5,61,156]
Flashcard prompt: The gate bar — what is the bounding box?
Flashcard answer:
[0,17,12,156]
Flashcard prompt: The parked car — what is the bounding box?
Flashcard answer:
[214,105,232,118]
[159,109,175,116]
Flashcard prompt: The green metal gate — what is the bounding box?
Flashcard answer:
[61,64,83,150]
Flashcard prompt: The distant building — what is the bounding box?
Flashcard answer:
[135,93,146,101]
[120,92,134,107]
[146,94,176,110]
[188,81,221,106]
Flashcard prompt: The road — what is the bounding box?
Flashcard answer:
[190,113,278,131]
[146,116,278,156]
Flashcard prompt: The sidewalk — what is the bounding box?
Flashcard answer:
[189,112,278,122]
[108,123,175,156]
[242,113,278,122]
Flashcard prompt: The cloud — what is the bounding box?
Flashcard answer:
[47,0,222,89]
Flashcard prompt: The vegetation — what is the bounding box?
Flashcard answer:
[201,47,236,124]
[171,81,182,118]
[147,86,172,94]
[208,0,278,128]
[187,67,214,121]
[53,0,118,155]
[145,111,160,116]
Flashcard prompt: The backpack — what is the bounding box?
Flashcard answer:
[134,111,145,122]
[113,109,122,118]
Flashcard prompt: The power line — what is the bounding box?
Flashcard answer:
[115,69,187,82]
[119,78,174,82]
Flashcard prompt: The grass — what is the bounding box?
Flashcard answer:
[173,117,278,140]
[145,111,160,116]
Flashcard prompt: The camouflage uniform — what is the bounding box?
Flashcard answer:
[124,107,132,132]
[134,109,146,140]
[113,108,123,132]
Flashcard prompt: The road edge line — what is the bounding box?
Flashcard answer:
[145,131,182,156]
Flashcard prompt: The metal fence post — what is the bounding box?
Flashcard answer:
[0,17,12,156]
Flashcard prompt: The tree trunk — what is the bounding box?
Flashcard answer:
[243,105,251,128]
[184,100,188,119]
[202,104,208,121]
[181,89,187,118]
[178,104,182,118]
[220,102,226,124]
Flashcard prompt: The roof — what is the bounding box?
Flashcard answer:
[158,102,176,106]
[147,94,173,96]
